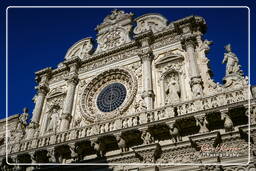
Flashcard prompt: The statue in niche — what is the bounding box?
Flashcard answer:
[165,73,180,104]
[222,44,243,76]
[47,106,60,133]
[16,107,29,131]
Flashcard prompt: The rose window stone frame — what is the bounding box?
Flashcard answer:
[79,68,137,122]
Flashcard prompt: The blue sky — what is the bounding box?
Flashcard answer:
[0,1,255,119]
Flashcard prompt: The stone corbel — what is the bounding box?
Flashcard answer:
[69,143,79,162]
[47,147,57,163]
[195,114,209,134]
[220,109,234,132]
[115,134,129,153]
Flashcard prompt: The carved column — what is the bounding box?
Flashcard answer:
[27,69,51,139]
[182,36,203,97]
[60,62,79,131]
[138,46,155,110]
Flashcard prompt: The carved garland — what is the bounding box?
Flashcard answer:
[79,68,137,122]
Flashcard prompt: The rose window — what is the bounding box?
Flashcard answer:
[79,68,137,122]
[96,83,127,112]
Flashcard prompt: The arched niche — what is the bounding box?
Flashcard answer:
[155,51,185,106]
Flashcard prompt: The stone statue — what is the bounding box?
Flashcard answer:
[17,107,29,131]
[91,141,105,158]
[141,131,154,145]
[169,123,182,143]
[222,44,242,76]
[196,116,209,133]
[47,107,59,133]
[221,112,234,132]
[116,134,129,152]
[165,73,180,104]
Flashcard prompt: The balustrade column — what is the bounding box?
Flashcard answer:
[182,37,203,97]
[60,63,79,131]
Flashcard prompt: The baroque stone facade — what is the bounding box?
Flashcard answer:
[1,9,255,171]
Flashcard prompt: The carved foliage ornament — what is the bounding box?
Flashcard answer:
[79,68,137,122]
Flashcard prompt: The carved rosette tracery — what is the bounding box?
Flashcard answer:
[79,68,137,122]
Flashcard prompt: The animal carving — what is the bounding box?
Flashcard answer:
[169,123,182,143]
[221,112,234,132]
[91,141,105,157]
[116,135,129,152]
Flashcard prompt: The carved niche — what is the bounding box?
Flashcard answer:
[79,68,137,122]
[94,9,134,53]
[43,86,66,134]
[65,37,93,60]
[156,51,184,105]
[134,13,168,34]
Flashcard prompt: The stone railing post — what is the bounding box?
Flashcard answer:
[60,59,80,131]
[182,36,203,98]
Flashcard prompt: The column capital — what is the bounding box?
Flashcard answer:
[63,56,81,71]
[181,35,197,50]
[35,83,49,95]
[138,47,154,62]
[66,74,79,85]
[134,30,154,47]
[35,67,52,83]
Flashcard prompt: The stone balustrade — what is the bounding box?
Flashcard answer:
[5,87,252,155]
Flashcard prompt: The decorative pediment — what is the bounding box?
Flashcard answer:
[65,37,93,60]
[134,14,168,34]
[47,87,66,99]
[94,10,134,53]
[155,51,184,67]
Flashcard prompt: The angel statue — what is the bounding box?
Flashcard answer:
[222,44,243,76]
